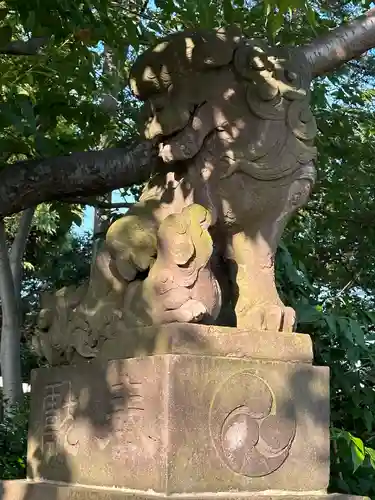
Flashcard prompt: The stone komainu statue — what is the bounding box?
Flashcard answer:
[34,28,318,365]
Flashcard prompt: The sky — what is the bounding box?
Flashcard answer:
[75,189,131,235]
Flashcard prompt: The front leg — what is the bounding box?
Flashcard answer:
[228,231,296,332]
[228,176,313,332]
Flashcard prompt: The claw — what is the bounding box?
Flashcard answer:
[237,303,297,332]
[281,307,296,332]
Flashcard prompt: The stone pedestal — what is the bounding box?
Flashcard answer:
[0,325,368,500]
[0,481,369,500]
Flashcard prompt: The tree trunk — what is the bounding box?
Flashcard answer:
[0,209,34,413]
[9,208,35,300]
[0,221,22,411]
[91,193,112,273]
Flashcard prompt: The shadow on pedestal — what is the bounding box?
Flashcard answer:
[0,324,369,500]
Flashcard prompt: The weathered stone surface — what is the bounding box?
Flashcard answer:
[16,28,363,500]
[94,323,313,365]
[27,357,166,492]
[34,29,320,367]
[167,356,329,494]
[27,355,328,494]
[0,480,370,500]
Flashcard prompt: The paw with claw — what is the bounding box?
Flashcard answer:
[236,303,296,332]
[123,203,222,327]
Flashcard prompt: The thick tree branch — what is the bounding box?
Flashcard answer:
[1,10,375,217]
[63,197,133,209]
[301,8,375,77]
[0,37,49,56]
[0,140,158,218]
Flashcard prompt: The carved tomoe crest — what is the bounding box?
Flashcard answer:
[209,371,296,477]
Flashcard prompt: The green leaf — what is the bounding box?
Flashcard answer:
[20,99,36,133]
[23,261,35,271]
[0,9,8,21]
[197,1,213,28]
[264,0,272,21]
[305,4,317,28]
[223,0,235,23]
[325,314,337,334]
[350,435,365,472]
[34,135,60,157]
[364,310,375,324]
[337,317,353,344]
[349,319,366,349]
[331,427,345,441]
[366,447,375,469]
[125,20,140,48]
[296,303,322,324]
[268,10,284,36]
[0,25,11,46]
[364,409,373,433]
[0,136,30,157]
[25,11,36,32]
[278,0,291,13]
[6,112,25,134]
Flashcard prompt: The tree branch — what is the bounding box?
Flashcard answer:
[63,197,133,209]
[1,10,375,218]
[0,140,158,218]
[301,8,375,77]
[0,37,49,56]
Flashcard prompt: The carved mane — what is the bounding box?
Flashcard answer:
[129,28,317,183]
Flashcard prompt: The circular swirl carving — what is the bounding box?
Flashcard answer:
[287,99,317,141]
[209,371,296,477]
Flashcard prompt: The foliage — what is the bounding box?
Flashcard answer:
[277,240,375,498]
[22,229,92,300]
[20,231,92,376]
[278,18,375,496]
[2,204,91,376]
[0,0,375,497]
[0,398,29,479]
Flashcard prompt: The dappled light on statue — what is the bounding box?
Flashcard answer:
[33,28,320,366]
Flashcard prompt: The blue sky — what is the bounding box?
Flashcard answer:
[76,189,131,235]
